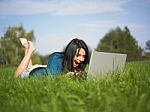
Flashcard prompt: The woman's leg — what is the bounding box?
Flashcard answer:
[20,38,32,68]
[15,39,35,77]
[24,43,32,68]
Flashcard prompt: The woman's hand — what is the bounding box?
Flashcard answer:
[65,72,76,77]
[65,71,87,78]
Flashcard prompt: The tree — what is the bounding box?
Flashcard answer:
[145,40,150,50]
[143,40,150,58]
[96,26,143,61]
[0,25,36,66]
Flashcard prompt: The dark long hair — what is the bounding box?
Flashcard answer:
[64,38,89,72]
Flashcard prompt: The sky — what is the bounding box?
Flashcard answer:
[0,0,150,55]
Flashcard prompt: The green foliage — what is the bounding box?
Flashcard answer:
[0,25,35,66]
[0,61,150,112]
[0,25,48,66]
[96,26,143,61]
[32,53,49,65]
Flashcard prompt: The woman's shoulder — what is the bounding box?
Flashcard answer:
[49,52,64,60]
[50,52,64,55]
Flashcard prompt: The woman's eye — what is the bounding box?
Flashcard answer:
[77,54,80,57]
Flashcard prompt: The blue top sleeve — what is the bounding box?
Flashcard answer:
[46,52,64,75]
[30,52,64,76]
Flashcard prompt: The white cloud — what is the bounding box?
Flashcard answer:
[79,20,146,32]
[0,0,128,18]
[0,0,56,17]
[53,0,126,16]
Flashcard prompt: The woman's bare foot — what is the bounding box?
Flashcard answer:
[28,41,36,53]
[20,38,36,54]
[19,38,29,49]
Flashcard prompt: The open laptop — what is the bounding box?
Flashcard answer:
[87,51,127,78]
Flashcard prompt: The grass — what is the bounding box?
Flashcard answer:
[0,61,150,112]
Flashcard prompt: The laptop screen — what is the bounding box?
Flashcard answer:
[87,51,127,77]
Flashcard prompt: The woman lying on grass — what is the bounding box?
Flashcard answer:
[15,38,89,78]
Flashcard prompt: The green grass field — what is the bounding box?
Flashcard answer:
[0,61,150,112]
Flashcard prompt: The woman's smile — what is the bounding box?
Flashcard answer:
[73,48,86,67]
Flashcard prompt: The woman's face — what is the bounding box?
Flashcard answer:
[73,48,86,68]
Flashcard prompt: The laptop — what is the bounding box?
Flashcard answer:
[87,51,127,78]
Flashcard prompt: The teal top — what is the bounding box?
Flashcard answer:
[30,52,64,76]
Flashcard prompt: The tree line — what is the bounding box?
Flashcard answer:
[0,25,48,66]
[96,26,150,61]
[0,25,149,66]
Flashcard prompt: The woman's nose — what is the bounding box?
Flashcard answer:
[79,56,84,62]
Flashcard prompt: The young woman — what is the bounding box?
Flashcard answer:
[15,38,89,78]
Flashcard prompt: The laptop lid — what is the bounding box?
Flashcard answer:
[87,51,127,78]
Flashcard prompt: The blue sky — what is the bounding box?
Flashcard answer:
[0,0,150,55]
